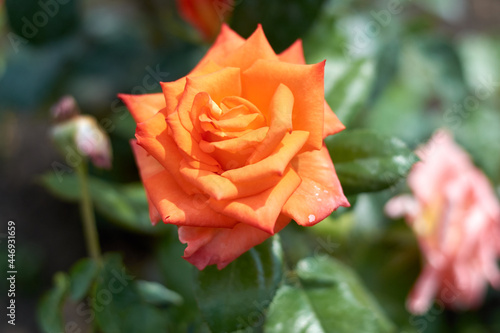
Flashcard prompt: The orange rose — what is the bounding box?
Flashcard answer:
[120,25,349,269]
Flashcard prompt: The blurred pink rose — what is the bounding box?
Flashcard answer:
[385,130,500,314]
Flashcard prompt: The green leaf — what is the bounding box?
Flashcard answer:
[94,253,169,333]
[136,280,183,306]
[455,107,500,183]
[119,305,172,333]
[157,232,197,303]
[230,0,325,53]
[38,172,167,234]
[38,171,80,200]
[341,210,421,331]
[68,258,99,301]
[324,58,375,127]
[458,35,500,92]
[325,130,418,195]
[303,0,365,62]
[362,78,433,144]
[156,232,208,332]
[265,257,396,333]
[194,236,284,332]
[37,272,70,333]
[303,1,376,128]
[368,39,400,107]
[5,0,79,45]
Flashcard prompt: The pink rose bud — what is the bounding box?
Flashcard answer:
[74,116,112,169]
[385,130,500,314]
[50,97,112,169]
[51,95,81,122]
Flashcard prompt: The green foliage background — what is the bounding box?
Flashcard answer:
[1,0,500,332]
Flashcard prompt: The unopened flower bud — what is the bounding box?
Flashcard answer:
[50,97,112,169]
[74,116,112,169]
[51,95,80,122]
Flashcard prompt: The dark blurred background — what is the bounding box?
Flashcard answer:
[1,0,500,332]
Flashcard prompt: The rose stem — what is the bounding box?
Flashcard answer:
[76,161,102,263]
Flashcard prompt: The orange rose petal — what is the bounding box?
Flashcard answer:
[135,112,170,160]
[161,61,224,114]
[131,138,199,205]
[179,214,291,270]
[199,112,264,132]
[222,130,309,183]
[248,83,294,164]
[191,59,226,77]
[282,145,349,226]
[130,139,166,179]
[200,127,268,154]
[179,158,282,201]
[199,97,265,142]
[131,141,238,228]
[129,139,164,225]
[200,127,268,170]
[323,101,346,138]
[221,24,278,71]
[192,95,263,141]
[204,129,256,142]
[161,79,187,115]
[118,93,165,123]
[146,195,162,225]
[208,167,301,234]
[190,92,221,137]
[211,113,265,131]
[190,24,245,73]
[242,59,325,150]
[278,39,306,65]
[165,110,221,167]
[160,77,186,114]
[219,103,250,119]
[146,171,238,228]
[136,113,205,194]
[172,67,242,143]
[198,113,218,132]
[185,67,242,105]
[220,96,262,117]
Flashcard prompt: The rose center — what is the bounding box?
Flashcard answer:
[193,93,269,170]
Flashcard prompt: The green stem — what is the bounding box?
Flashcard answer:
[76,162,101,262]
